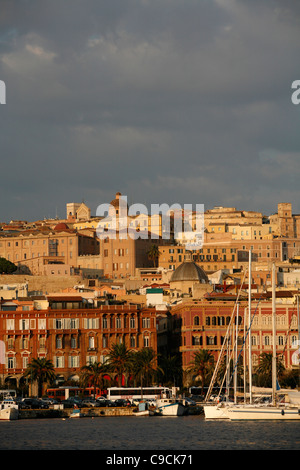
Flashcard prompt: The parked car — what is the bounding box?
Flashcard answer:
[113,399,132,407]
[61,397,82,408]
[42,398,59,405]
[81,398,100,407]
[96,399,114,407]
[19,398,49,409]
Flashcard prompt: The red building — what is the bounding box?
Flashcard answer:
[171,295,299,373]
[0,296,158,390]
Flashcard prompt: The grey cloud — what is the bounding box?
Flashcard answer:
[0,0,299,221]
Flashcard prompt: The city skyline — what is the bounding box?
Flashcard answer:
[0,1,299,222]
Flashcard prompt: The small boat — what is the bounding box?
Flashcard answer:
[155,398,186,416]
[69,408,82,418]
[0,399,19,420]
[133,401,155,417]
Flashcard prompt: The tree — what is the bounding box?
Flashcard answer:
[132,348,160,388]
[0,257,17,274]
[157,354,182,387]
[147,244,161,267]
[80,361,109,397]
[106,343,134,386]
[187,349,214,393]
[24,358,56,397]
[255,352,285,387]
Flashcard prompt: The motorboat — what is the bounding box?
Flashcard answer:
[133,401,156,416]
[0,399,19,420]
[69,408,82,418]
[155,397,186,416]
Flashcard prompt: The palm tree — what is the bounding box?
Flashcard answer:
[255,352,285,387]
[106,343,134,386]
[158,354,182,387]
[80,361,109,398]
[24,358,56,397]
[147,244,161,267]
[187,349,214,394]
[133,348,160,388]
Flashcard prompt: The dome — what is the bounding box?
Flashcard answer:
[170,261,208,283]
[54,222,69,231]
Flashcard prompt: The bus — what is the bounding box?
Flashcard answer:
[46,386,107,401]
[107,387,172,403]
[0,389,17,400]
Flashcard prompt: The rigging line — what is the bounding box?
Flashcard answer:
[280,297,296,361]
[205,269,248,402]
[227,269,272,387]
[225,293,264,392]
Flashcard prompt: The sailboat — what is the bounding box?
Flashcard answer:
[204,268,248,419]
[227,262,300,421]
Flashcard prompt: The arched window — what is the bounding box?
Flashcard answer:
[194,316,200,326]
[206,317,210,326]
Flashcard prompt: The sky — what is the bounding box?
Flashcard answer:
[0,0,299,223]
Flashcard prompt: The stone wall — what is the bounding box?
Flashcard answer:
[0,274,83,294]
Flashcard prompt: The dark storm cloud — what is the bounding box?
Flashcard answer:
[0,0,299,221]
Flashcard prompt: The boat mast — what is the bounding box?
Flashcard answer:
[248,249,252,404]
[272,262,277,406]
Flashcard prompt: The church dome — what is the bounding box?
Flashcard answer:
[170,261,208,283]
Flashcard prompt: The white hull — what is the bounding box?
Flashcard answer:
[227,405,300,420]
[70,409,82,418]
[156,400,186,416]
[134,410,151,416]
[287,391,300,405]
[0,407,19,420]
[204,404,229,419]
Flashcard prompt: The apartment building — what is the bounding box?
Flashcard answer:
[170,297,299,374]
[0,224,99,275]
[0,296,158,388]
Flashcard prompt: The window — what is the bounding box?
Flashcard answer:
[142,317,151,328]
[130,316,135,329]
[69,356,79,367]
[20,319,29,330]
[71,336,77,348]
[55,356,64,368]
[143,336,149,347]
[6,319,15,330]
[88,336,95,349]
[56,336,62,348]
[194,316,200,326]
[8,357,15,369]
[102,316,108,329]
[38,319,46,329]
[116,316,122,329]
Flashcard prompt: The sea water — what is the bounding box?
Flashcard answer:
[0,415,299,451]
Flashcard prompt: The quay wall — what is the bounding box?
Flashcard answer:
[19,407,135,419]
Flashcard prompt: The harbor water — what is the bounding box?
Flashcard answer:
[0,415,299,451]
